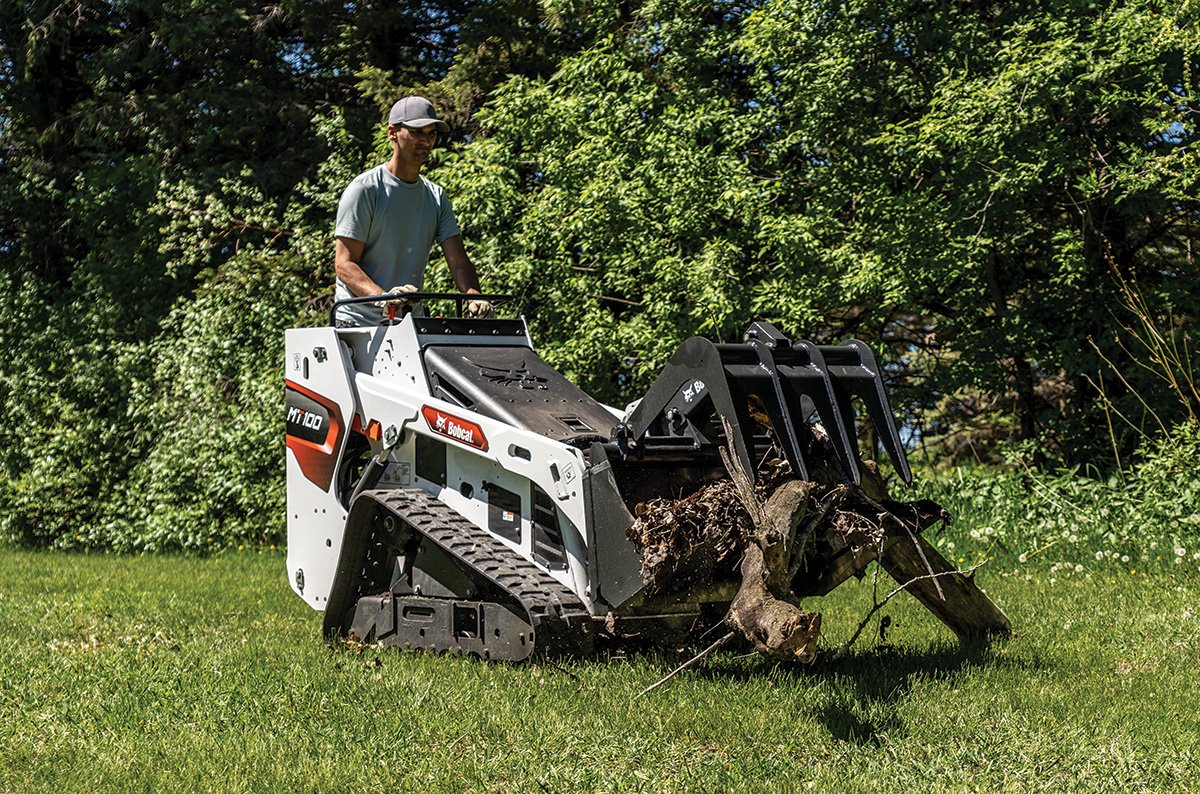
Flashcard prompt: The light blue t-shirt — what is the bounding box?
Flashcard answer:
[334,164,461,325]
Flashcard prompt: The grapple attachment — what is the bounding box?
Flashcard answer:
[618,322,911,486]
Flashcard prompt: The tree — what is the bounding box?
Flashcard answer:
[433,1,766,400]
[2,0,1196,548]
[738,0,1200,462]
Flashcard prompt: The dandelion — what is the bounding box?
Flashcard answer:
[1121,555,1130,563]
[1018,553,1028,563]
[1174,546,1186,558]
[1074,564,1084,573]
[1069,534,1078,544]
[1094,551,1104,561]
[970,529,981,540]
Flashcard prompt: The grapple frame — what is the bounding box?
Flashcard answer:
[618,321,912,487]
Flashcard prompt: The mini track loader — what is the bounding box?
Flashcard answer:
[285,294,1009,662]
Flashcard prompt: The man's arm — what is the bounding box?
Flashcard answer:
[440,234,481,294]
[335,236,384,296]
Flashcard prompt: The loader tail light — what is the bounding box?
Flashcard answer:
[352,415,383,442]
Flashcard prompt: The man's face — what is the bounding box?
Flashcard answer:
[391,124,438,163]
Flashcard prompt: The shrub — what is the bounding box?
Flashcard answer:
[917,421,1200,575]
[10,251,324,552]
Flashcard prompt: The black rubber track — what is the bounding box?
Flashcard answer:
[324,488,593,659]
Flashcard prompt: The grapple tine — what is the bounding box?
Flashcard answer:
[742,324,812,481]
[817,340,913,486]
[780,341,864,485]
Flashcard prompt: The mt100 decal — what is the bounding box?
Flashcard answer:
[285,380,345,490]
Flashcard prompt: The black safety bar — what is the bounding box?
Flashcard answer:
[329,291,515,327]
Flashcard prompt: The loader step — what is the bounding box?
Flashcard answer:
[324,488,593,661]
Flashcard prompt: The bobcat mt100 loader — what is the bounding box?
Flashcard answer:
[285,293,1008,662]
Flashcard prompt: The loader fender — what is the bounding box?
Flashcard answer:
[285,326,359,609]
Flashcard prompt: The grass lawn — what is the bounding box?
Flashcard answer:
[1,547,1197,792]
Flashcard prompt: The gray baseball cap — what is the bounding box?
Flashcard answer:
[387,96,449,133]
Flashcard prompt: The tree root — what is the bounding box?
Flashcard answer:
[719,422,823,663]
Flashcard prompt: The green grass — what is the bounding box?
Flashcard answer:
[1,547,1197,792]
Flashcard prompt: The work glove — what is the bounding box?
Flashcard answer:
[465,296,493,318]
[378,284,418,312]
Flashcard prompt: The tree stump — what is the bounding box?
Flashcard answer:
[626,418,1011,661]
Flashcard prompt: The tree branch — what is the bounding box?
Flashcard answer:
[831,560,989,660]
[639,631,738,696]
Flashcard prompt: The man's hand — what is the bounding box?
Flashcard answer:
[466,297,493,318]
[378,284,419,311]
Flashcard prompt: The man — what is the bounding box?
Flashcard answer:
[333,95,489,326]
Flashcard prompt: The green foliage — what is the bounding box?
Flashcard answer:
[0,269,153,547]
[436,3,764,400]
[0,252,322,551]
[738,0,1200,460]
[115,252,322,552]
[918,421,1200,575]
[2,0,1199,548]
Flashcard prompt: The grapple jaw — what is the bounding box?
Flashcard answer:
[617,322,912,487]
